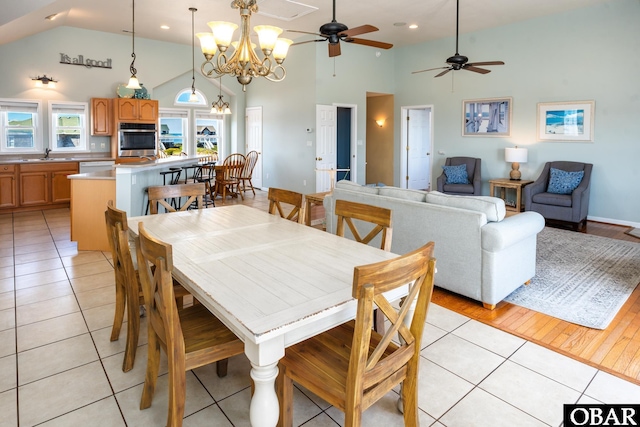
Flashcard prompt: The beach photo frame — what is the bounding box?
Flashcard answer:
[537,100,595,142]
[462,97,512,137]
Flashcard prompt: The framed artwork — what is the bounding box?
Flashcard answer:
[462,97,512,137]
[537,100,595,142]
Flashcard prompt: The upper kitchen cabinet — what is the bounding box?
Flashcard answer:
[91,98,113,136]
[115,98,158,122]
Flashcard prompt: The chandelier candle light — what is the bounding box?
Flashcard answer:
[505,146,528,181]
[197,0,293,92]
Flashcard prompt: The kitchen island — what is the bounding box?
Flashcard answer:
[68,170,116,251]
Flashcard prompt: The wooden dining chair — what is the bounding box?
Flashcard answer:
[335,199,393,332]
[276,242,436,427]
[147,182,206,214]
[136,222,245,427]
[335,199,393,252]
[268,187,305,224]
[105,201,190,372]
[214,153,246,204]
[239,150,259,195]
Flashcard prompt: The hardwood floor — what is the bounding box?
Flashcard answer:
[233,190,640,385]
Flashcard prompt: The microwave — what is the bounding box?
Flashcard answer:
[118,122,157,157]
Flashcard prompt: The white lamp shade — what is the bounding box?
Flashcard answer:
[207,21,238,48]
[254,25,282,52]
[505,147,528,163]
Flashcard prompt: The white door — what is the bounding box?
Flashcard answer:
[245,106,263,190]
[316,105,337,192]
[402,107,432,190]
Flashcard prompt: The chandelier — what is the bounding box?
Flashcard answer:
[211,77,231,114]
[197,0,293,92]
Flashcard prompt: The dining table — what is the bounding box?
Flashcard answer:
[127,205,407,427]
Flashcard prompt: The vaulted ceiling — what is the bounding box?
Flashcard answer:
[1,0,609,49]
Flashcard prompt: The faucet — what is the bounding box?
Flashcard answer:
[44,148,51,159]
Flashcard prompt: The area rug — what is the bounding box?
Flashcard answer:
[625,228,640,239]
[504,227,640,329]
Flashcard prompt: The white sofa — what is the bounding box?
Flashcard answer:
[323,181,545,308]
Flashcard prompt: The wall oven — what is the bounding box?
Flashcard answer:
[118,123,157,157]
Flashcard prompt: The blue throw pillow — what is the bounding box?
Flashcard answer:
[442,164,469,184]
[547,167,584,195]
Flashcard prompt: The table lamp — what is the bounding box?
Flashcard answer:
[505,146,528,181]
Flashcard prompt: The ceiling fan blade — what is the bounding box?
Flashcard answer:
[339,24,378,37]
[464,66,491,74]
[412,66,448,74]
[466,61,505,67]
[329,42,341,57]
[435,69,452,78]
[291,39,326,46]
[345,37,393,49]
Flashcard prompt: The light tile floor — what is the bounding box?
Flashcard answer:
[1,203,640,427]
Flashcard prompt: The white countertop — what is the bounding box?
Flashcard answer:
[67,170,116,180]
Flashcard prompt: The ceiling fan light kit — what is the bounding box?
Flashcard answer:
[412,0,504,77]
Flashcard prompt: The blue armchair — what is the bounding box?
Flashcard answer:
[524,161,593,231]
[436,157,482,196]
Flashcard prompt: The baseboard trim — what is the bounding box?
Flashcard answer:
[588,215,640,228]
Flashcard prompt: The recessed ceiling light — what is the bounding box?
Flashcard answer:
[160,25,170,30]
[45,13,59,21]
[393,22,406,27]
[409,24,418,29]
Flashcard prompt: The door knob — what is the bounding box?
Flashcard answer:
[316,157,323,161]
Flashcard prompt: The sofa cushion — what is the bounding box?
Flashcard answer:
[425,191,506,222]
[378,187,427,202]
[547,167,584,195]
[442,183,475,194]
[442,164,469,184]
[335,180,379,195]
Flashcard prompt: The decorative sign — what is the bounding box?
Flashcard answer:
[59,53,112,69]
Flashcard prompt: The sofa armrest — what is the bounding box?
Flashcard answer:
[436,172,446,192]
[481,212,545,252]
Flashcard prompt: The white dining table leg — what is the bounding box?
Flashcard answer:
[245,338,284,427]
[250,362,280,427]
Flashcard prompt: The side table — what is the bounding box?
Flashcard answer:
[304,191,331,227]
[489,179,533,213]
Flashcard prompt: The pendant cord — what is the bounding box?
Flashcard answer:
[129,0,137,76]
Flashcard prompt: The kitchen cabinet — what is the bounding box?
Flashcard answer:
[0,164,17,208]
[91,98,113,136]
[115,98,158,122]
[19,162,79,207]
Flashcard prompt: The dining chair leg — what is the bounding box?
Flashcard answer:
[276,367,294,427]
[248,179,255,196]
[140,331,161,410]
[122,304,140,372]
[167,351,187,427]
[110,282,126,342]
[216,359,229,377]
[401,359,420,425]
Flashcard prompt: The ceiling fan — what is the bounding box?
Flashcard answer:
[287,0,393,58]
[412,0,504,77]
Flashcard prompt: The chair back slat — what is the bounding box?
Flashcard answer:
[348,242,436,395]
[268,187,305,224]
[241,150,259,178]
[335,199,393,251]
[147,182,205,214]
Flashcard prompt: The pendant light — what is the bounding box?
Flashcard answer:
[126,0,141,89]
[188,7,198,102]
[211,76,231,115]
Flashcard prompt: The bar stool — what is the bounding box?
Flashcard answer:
[144,168,182,214]
[195,161,216,208]
[181,164,200,184]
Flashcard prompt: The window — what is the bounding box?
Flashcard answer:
[159,109,189,156]
[50,101,88,152]
[174,88,208,107]
[195,110,223,159]
[0,99,42,154]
